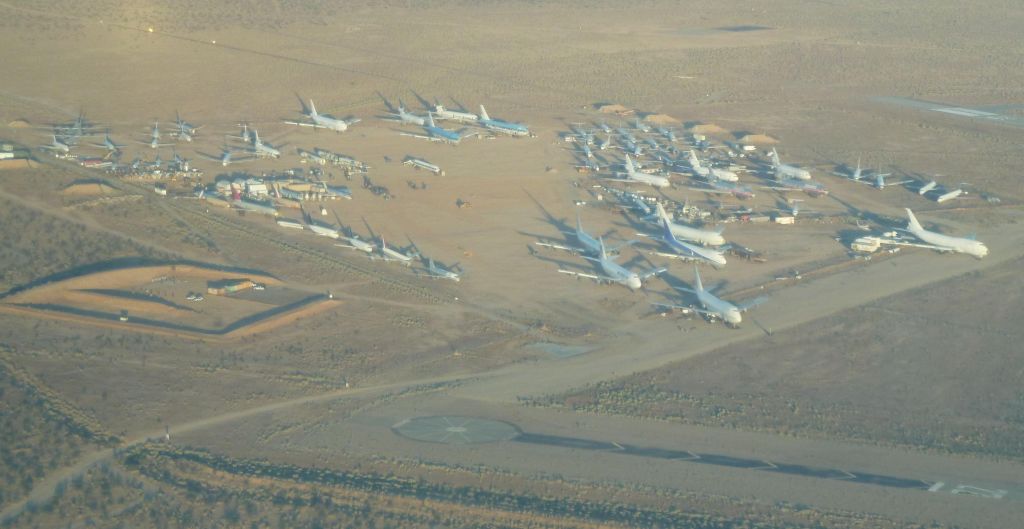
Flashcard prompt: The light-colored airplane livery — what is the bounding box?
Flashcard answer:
[654,203,725,247]
[770,148,811,180]
[426,258,461,282]
[763,176,828,197]
[608,155,670,189]
[250,130,281,158]
[389,101,426,126]
[641,211,727,267]
[377,237,416,266]
[198,145,254,166]
[905,208,988,258]
[430,103,478,123]
[688,150,738,182]
[655,266,766,327]
[477,105,531,137]
[836,158,909,190]
[535,214,632,256]
[401,113,470,144]
[558,237,664,291]
[285,100,360,132]
[39,135,71,153]
[89,134,126,155]
[139,122,175,149]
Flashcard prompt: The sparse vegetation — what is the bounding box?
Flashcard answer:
[0,355,108,509]
[0,197,166,294]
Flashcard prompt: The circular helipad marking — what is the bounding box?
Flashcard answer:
[393,416,521,445]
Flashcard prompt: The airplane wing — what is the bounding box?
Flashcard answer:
[283,120,317,127]
[638,266,668,280]
[557,269,605,281]
[651,302,695,314]
[340,243,376,253]
[399,132,435,141]
[534,241,586,253]
[650,250,705,263]
[760,184,799,191]
[370,254,411,265]
[687,186,733,194]
[601,177,645,185]
[736,296,767,312]
[672,285,697,294]
[653,302,719,317]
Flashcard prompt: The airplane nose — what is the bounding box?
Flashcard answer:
[627,277,642,290]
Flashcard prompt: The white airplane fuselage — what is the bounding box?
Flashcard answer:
[600,259,642,290]
[659,219,724,246]
[344,237,375,253]
[399,111,425,126]
[655,207,725,247]
[906,209,987,258]
[697,288,743,325]
[308,223,341,239]
[776,163,811,180]
[432,105,478,123]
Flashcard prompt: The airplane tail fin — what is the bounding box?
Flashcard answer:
[905,208,923,233]
[693,265,704,292]
[770,148,780,165]
[655,202,669,223]
[661,214,677,242]
[598,236,608,260]
[479,105,490,121]
[853,157,862,180]
[309,100,318,117]
[426,112,436,128]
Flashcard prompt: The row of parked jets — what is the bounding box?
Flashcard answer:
[539,123,990,325]
[566,118,967,205]
[36,95,532,166]
[536,194,986,327]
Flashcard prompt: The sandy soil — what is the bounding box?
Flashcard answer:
[1,1,1023,528]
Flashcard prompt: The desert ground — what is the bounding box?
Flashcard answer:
[1,1,1023,528]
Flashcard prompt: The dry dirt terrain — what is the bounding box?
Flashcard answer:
[1,1,1023,528]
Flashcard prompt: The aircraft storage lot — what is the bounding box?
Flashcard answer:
[2,1,1024,528]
